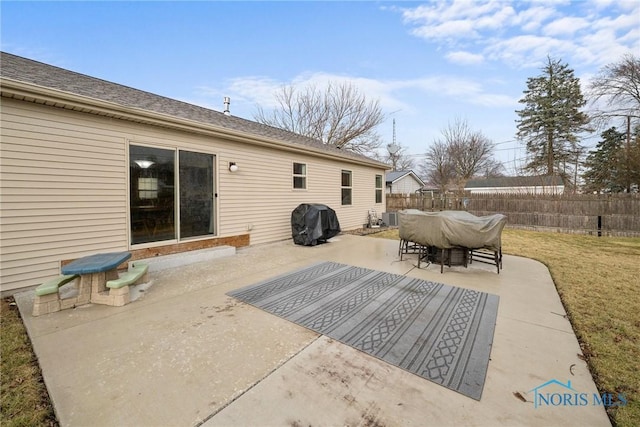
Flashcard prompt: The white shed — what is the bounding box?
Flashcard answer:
[386,170,425,194]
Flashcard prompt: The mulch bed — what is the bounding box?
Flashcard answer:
[341,226,396,236]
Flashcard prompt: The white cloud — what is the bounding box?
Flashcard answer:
[577,28,637,66]
[410,19,478,41]
[588,0,615,10]
[471,92,519,108]
[402,0,514,41]
[446,51,485,65]
[194,71,516,120]
[513,6,558,32]
[475,5,517,30]
[593,8,640,31]
[485,35,575,68]
[543,16,590,36]
[399,0,639,72]
[194,76,283,111]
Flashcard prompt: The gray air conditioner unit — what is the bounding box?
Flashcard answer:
[382,212,398,227]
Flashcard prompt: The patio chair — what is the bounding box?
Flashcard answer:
[398,210,428,262]
[469,247,503,274]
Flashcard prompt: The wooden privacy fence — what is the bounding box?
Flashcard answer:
[386,193,640,237]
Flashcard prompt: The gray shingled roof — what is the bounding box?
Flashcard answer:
[465,175,565,188]
[0,52,387,167]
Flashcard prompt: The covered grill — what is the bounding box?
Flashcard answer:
[291,203,341,246]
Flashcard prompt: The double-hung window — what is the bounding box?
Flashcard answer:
[341,170,352,205]
[375,174,383,203]
[293,162,307,189]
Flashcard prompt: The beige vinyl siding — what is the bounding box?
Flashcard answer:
[1,97,387,293]
[219,149,386,244]
[1,99,128,292]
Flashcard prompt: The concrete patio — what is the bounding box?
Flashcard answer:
[15,234,611,427]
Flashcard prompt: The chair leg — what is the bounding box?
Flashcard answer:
[399,239,405,260]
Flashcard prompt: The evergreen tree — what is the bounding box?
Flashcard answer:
[582,127,626,193]
[516,56,591,177]
[588,55,640,192]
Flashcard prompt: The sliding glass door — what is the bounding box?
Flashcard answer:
[179,151,215,239]
[129,145,215,245]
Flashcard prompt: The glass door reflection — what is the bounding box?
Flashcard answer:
[130,146,176,244]
[179,151,215,239]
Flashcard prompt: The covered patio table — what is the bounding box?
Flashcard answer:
[398,210,506,273]
[61,251,131,304]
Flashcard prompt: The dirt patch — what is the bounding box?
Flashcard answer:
[341,227,396,237]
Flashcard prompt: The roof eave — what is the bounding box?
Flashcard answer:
[389,171,425,186]
[0,77,389,169]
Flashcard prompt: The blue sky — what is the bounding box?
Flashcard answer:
[2,1,638,174]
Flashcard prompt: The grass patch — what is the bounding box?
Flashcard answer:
[369,227,640,427]
[1,298,57,427]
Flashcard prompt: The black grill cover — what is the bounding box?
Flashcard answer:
[291,203,341,246]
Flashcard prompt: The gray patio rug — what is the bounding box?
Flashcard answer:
[227,261,499,400]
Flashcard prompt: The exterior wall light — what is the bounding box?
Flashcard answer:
[229,162,239,173]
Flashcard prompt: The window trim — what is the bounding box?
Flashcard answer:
[341,169,352,206]
[293,162,307,190]
[128,141,218,248]
[375,174,383,204]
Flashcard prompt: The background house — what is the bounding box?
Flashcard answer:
[0,52,389,294]
[386,170,425,194]
[464,176,565,194]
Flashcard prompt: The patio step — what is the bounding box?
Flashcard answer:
[129,245,236,272]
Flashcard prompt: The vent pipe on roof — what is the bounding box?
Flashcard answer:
[223,97,231,116]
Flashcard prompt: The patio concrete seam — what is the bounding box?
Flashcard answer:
[498,314,574,334]
[192,335,322,427]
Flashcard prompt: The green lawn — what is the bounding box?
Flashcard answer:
[370,227,640,427]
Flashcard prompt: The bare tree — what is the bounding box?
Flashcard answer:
[382,145,415,172]
[479,158,505,178]
[438,118,502,189]
[588,54,640,128]
[254,81,384,154]
[420,140,455,193]
[393,150,416,171]
[444,118,501,187]
[587,55,640,192]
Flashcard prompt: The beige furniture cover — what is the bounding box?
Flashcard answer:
[398,210,507,251]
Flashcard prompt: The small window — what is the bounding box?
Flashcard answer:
[138,177,159,199]
[341,170,352,205]
[375,174,383,204]
[293,162,306,189]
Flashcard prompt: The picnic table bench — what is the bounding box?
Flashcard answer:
[32,252,149,316]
